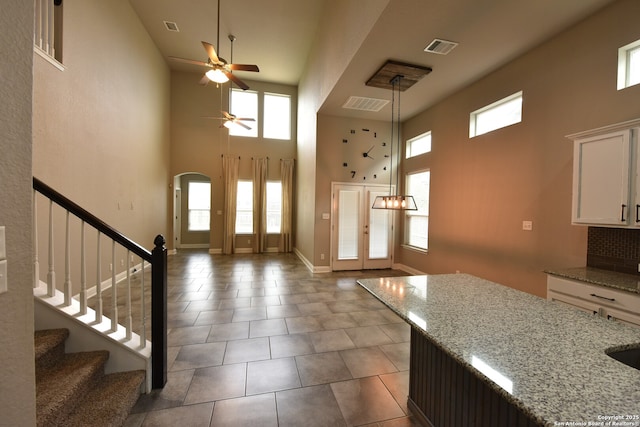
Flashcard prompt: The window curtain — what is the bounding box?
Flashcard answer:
[252,157,268,253]
[279,159,294,253]
[222,155,239,254]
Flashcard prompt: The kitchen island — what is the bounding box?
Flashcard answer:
[357,274,640,427]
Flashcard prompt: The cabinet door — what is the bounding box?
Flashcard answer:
[572,130,631,225]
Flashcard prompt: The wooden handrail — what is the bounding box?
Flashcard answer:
[33,177,152,261]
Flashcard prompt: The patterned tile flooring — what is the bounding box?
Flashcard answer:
[124,250,420,427]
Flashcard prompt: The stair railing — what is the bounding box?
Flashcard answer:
[32,177,167,389]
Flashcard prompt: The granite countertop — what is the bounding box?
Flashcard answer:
[357,274,640,426]
[545,267,640,294]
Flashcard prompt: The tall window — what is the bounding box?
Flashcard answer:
[266,181,282,233]
[469,91,523,138]
[229,89,258,137]
[236,180,253,233]
[618,39,640,90]
[264,93,291,140]
[406,131,432,158]
[405,170,430,250]
[188,182,211,231]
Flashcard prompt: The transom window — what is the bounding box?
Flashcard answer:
[618,39,640,90]
[235,180,254,233]
[404,170,430,250]
[187,182,211,231]
[406,131,432,158]
[469,91,523,138]
[229,89,258,137]
[264,93,291,140]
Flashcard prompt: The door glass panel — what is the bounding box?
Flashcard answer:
[368,190,389,259]
[338,190,360,260]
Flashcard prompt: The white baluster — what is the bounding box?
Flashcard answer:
[111,240,118,332]
[125,251,132,341]
[33,190,40,289]
[80,221,87,315]
[95,231,102,323]
[64,211,71,306]
[47,200,55,297]
[47,0,55,58]
[140,260,146,349]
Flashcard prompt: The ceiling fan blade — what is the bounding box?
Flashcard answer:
[235,118,256,122]
[198,75,210,86]
[236,121,252,130]
[201,41,221,64]
[222,111,235,120]
[228,64,260,72]
[169,56,210,67]
[225,71,249,90]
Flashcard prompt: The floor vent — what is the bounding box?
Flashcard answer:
[342,96,389,112]
[424,38,458,55]
[163,21,180,32]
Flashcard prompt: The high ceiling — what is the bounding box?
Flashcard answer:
[129,0,615,121]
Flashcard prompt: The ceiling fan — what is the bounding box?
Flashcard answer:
[206,110,255,130]
[167,0,259,90]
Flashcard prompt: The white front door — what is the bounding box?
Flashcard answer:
[331,183,393,271]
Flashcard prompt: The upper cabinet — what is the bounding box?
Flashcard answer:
[568,118,640,227]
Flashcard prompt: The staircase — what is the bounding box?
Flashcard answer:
[35,328,144,427]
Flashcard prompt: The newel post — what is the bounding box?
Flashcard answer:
[151,234,167,389]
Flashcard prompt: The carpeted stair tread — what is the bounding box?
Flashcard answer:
[62,370,146,427]
[36,350,109,427]
[34,328,69,373]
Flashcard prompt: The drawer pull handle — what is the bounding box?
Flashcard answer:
[621,204,627,222]
[636,204,640,223]
[590,293,615,302]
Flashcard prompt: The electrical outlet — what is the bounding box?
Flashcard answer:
[109,263,113,271]
[0,226,6,260]
[0,259,7,294]
[522,221,533,231]
[120,259,124,267]
[320,253,325,260]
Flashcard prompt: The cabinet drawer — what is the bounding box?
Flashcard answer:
[547,276,640,314]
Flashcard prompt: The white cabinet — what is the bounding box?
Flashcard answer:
[568,118,640,227]
[547,275,640,328]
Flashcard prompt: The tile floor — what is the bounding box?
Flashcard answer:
[123,250,420,427]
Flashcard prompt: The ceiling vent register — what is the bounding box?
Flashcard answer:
[424,38,458,55]
[342,96,389,112]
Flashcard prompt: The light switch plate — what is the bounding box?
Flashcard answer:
[0,226,5,259]
[0,259,7,294]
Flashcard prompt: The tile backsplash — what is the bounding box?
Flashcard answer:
[587,227,640,275]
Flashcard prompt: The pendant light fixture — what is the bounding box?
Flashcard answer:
[372,74,418,210]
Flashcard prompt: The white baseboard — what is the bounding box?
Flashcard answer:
[80,262,150,300]
[234,248,253,254]
[392,263,425,275]
[209,248,222,254]
[294,248,332,273]
[177,243,210,249]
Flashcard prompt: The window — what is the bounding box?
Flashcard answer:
[229,89,258,137]
[618,39,640,90]
[266,181,282,233]
[406,131,432,158]
[187,182,211,231]
[264,93,291,140]
[469,91,523,138]
[236,180,253,233]
[34,0,64,65]
[405,170,430,250]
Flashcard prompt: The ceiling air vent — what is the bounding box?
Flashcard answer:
[163,21,180,32]
[424,38,458,55]
[342,96,389,112]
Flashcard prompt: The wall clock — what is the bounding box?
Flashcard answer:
[342,128,389,181]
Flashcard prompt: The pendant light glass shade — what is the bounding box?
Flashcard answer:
[206,68,229,83]
[371,74,417,211]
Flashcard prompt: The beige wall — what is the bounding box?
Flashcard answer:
[396,0,640,296]
[32,0,171,290]
[169,71,298,251]
[0,1,36,424]
[296,0,390,264]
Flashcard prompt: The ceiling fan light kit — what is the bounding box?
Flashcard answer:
[206,68,229,84]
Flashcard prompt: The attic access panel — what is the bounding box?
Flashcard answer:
[366,60,432,91]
